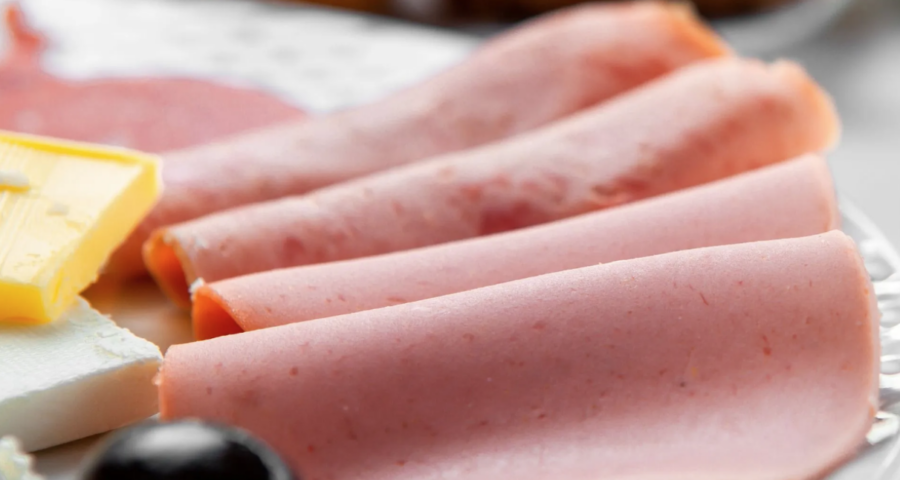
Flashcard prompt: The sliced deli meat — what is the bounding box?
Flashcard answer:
[160,231,879,480]
[192,154,838,339]
[147,57,839,307]
[108,1,728,278]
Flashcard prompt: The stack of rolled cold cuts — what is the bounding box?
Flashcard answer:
[119,3,880,479]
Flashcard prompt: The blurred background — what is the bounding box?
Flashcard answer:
[2,0,899,246]
[275,0,844,22]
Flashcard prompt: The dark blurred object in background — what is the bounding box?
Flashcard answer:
[399,0,798,20]
[686,0,796,16]
[293,0,800,21]
[297,0,856,56]
[296,0,387,12]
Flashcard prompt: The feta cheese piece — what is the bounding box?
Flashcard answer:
[0,298,162,452]
[0,437,43,480]
[0,130,161,323]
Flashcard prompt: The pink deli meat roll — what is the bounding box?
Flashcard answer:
[160,231,880,480]
[192,154,838,340]
[106,1,727,279]
[146,57,839,307]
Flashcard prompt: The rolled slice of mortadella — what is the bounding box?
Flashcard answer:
[160,231,880,480]
[106,1,728,279]
[192,154,839,340]
[147,57,840,308]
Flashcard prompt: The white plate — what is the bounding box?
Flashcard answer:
[1,0,896,477]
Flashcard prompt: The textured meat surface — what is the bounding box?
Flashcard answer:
[161,231,879,480]
[147,57,839,307]
[191,154,839,339]
[110,1,727,278]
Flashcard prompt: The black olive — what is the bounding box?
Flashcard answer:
[80,419,298,480]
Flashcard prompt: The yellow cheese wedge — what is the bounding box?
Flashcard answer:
[0,131,161,323]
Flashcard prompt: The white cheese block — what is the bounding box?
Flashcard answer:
[0,436,43,480]
[0,298,162,452]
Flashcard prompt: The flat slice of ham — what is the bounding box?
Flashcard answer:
[107,1,728,278]
[146,57,840,308]
[160,231,879,480]
[192,154,839,340]
[0,5,303,152]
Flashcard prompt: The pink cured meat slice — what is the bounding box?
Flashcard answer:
[146,57,840,308]
[160,231,880,480]
[106,1,728,278]
[0,5,304,153]
[192,154,839,339]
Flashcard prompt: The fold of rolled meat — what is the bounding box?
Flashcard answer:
[107,1,727,279]
[192,154,838,340]
[160,231,879,480]
[147,57,839,308]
